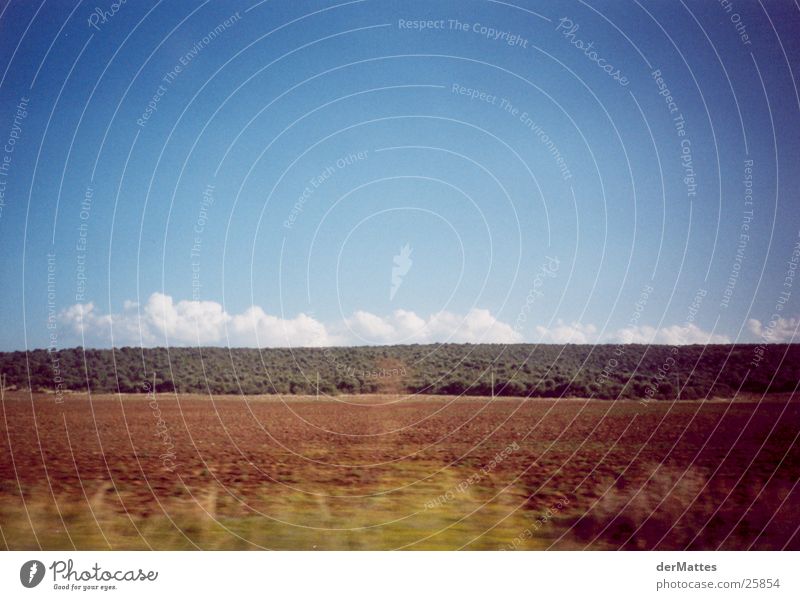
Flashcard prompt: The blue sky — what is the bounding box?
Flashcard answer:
[0,0,799,350]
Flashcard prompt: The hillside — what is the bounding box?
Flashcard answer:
[1,344,798,400]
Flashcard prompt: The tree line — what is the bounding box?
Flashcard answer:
[1,344,797,399]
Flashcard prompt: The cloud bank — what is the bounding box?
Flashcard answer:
[58,293,736,348]
[58,293,523,347]
[747,316,798,343]
[611,323,731,345]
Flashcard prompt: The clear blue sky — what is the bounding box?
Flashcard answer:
[1,0,799,350]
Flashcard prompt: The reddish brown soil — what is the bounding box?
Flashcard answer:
[1,392,798,550]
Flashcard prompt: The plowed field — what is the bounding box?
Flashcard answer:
[1,392,798,550]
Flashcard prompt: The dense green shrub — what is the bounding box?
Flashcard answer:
[1,344,797,399]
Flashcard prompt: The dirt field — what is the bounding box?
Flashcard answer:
[1,391,798,550]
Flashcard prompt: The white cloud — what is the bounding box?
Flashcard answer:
[530,320,730,345]
[60,293,331,348]
[58,294,738,348]
[534,320,598,344]
[427,308,524,344]
[344,310,401,342]
[341,307,523,344]
[59,294,521,347]
[144,293,229,345]
[747,316,799,343]
[230,306,330,347]
[60,301,150,345]
[610,323,730,345]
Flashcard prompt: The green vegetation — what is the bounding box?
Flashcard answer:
[1,343,797,399]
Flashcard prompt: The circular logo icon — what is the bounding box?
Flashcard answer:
[20,560,45,588]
